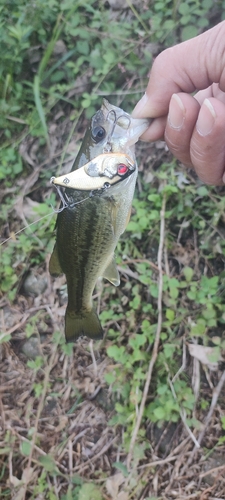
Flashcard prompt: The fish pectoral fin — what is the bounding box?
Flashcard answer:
[49,244,63,276]
[103,256,120,286]
[110,202,132,238]
[126,204,132,227]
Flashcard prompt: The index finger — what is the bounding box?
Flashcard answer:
[132,22,225,119]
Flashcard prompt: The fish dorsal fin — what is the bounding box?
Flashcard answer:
[49,244,63,276]
[103,256,120,286]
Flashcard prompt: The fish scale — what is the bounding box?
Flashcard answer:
[49,99,150,341]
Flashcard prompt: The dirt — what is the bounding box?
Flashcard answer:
[1,111,225,500]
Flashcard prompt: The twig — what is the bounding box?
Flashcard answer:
[191,338,201,401]
[13,432,46,457]
[89,340,98,377]
[137,454,178,469]
[21,331,64,500]
[167,374,200,448]
[117,265,143,282]
[197,369,225,445]
[74,435,118,473]
[87,384,102,400]
[1,315,29,337]
[199,463,225,478]
[164,242,170,277]
[126,193,166,470]
[181,369,225,473]
[172,339,186,383]
[121,258,161,273]
[68,439,73,478]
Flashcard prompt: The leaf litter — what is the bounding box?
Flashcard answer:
[1,111,225,500]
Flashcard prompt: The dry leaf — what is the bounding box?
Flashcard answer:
[21,466,34,483]
[106,472,125,498]
[188,343,222,371]
[10,476,21,488]
[55,416,68,432]
[11,487,27,500]
[117,492,129,500]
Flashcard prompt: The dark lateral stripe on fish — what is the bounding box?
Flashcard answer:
[57,197,113,315]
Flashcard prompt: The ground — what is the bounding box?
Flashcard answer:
[1,124,225,498]
[1,2,225,498]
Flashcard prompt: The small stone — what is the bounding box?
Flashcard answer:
[107,0,128,9]
[95,388,115,411]
[23,272,48,297]
[53,40,67,55]
[201,451,225,486]
[22,337,41,359]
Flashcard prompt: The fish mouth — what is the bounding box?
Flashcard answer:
[124,117,150,146]
[101,99,150,150]
[51,153,136,192]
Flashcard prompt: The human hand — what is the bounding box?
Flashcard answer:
[132,22,225,185]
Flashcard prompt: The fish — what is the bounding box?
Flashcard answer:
[49,99,150,342]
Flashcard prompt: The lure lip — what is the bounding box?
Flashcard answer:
[51,153,135,192]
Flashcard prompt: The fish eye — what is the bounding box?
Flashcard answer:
[117,164,129,176]
[91,126,106,143]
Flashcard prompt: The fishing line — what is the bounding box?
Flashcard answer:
[0,196,91,246]
[2,110,132,247]
[0,211,56,246]
[51,182,91,211]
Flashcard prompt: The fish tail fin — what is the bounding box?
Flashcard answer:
[65,308,103,342]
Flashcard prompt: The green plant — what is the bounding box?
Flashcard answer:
[150,0,215,42]
[103,161,225,446]
[1,1,225,499]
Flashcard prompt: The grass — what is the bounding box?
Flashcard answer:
[1,1,225,499]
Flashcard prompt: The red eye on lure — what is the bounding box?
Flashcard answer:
[117,164,129,175]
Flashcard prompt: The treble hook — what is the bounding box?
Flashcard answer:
[50,177,92,213]
[103,109,117,153]
[106,109,117,137]
[103,110,131,153]
[51,180,69,212]
[116,113,131,130]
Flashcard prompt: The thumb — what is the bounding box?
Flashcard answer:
[132,22,225,119]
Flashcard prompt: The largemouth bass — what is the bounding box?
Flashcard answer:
[49,99,149,342]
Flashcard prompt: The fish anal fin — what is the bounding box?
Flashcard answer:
[49,244,63,276]
[103,256,120,286]
[65,308,103,342]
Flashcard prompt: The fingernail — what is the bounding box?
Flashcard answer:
[132,93,148,118]
[168,94,185,129]
[196,99,216,136]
